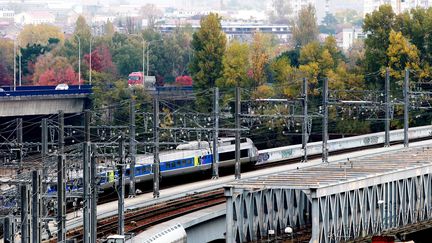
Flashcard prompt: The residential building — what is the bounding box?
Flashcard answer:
[0,9,14,19]
[364,0,431,15]
[159,23,291,43]
[14,11,55,25]
[341,27,366,51]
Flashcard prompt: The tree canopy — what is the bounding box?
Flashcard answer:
[291,4,319,48]
[189,13,226,109]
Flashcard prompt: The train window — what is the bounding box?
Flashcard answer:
[125,169,130,176]
[219,151,235,161]
[241,149,249,158]
[176,160,181,167]
[230,138,247,144]
[182,160,186,166]
[218,149,249,161]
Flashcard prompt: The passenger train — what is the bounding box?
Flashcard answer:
[99,137,258,189]
[47,137,258,193]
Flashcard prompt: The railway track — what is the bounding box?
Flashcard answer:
[50,189,225,242]
[43,136,432,242]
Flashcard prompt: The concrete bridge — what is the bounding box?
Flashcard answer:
[0,85,91,117]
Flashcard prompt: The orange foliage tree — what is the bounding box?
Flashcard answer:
[33,53,79,85]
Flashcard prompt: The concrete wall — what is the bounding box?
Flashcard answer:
[185,215,225,243]
[0,96,86,117]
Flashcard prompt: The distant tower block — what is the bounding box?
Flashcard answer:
[325,0,330,15]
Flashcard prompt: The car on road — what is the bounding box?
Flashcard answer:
[55,83,69,90]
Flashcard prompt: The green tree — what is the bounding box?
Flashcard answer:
[112,40,141,76]
[291,4,319,48]
[162,27,192,78]
[189,13,226,109]
[217,40,250,88]
[320,13,338,34]
[363,4,396,84]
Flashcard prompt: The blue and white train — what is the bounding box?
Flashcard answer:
[47,137,258,193]
[98,137,258,189]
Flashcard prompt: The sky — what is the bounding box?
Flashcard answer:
[126,0,364,20]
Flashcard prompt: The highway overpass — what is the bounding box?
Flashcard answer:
[0,85,92,117]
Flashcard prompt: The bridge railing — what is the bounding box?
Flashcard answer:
[0,85,92,97]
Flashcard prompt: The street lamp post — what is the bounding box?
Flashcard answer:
[18,40,21,87]
[89,36,93,86]
[142,38,145,86]
[13,38,16,91]
[75,35,81,89]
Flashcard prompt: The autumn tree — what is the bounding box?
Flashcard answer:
[0,39,14,85]
[291,4,319,48]
[249,33,274,86]
[33,53,79,85]
[189,13,226,109]
[217,40,250,88]
[386,30,421,80]
[18,24,64,47]
[270,55,299,97]
[84,44,116,74]
[19,39,60,84]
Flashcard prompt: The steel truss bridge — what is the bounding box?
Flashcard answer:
[225,145,432,243]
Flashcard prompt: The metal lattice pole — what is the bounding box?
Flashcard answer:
[322,78,329,163]
[302,78,308,162]
[212,87,219,179]
[118,133,125,235]
[83,110,91,243]
[235,87,241,179]
[57,110,66,242]
[404,69,409,147]
[129,99,137,196]
[153,95,160,198]
[385,68,390,147]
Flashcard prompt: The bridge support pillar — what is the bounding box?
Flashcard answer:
[311,193,319,243]
[225,188,234,243]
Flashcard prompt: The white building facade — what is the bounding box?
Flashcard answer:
[364,0,432,16]
[341,27,366,51]
[14,11,55,25]
[0,9,14,19]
